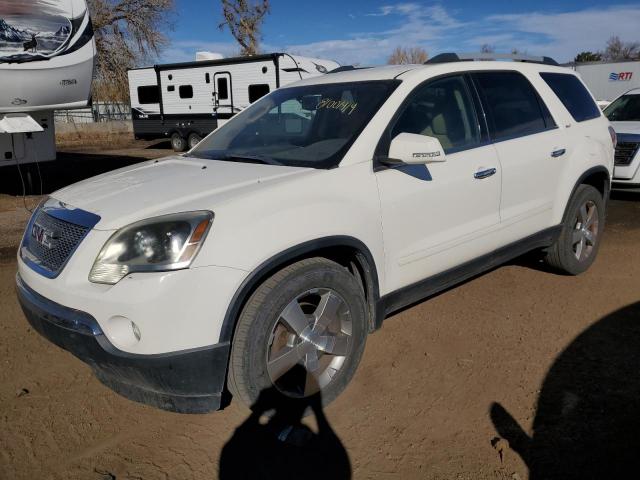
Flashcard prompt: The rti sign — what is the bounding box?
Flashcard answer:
[609,72,634,81]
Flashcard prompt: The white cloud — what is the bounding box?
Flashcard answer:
[486,5,640,60]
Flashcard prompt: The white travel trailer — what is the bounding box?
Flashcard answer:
[0,0,95,167]
[128,53,340,151]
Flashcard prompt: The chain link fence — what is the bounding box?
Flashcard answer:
[55,102,131,124]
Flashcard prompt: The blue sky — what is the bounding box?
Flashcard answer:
[161,0,640,65]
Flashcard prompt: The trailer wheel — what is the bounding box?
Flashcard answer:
[187,133,202,150]
[171,133,187,152]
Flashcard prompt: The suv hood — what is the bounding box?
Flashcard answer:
[53,156,311,230]
[611,121,640,136]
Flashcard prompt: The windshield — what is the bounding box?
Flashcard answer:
[605,94,640,122]
[188,80,399,169]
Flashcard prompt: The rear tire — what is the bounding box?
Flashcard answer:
[545,184,605,275]
[170,133,187,152]
[187,133,202,150]
[228,258,368,410]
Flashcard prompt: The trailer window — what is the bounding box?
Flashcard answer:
[205,73,210,84]
[217,78,229,100]
[249,84,270,103]
[137,86,160,104]
[179,85,194,99]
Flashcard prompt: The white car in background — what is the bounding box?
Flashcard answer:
[605,88,640,189]
[16,54,615,414]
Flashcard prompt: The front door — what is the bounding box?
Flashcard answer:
[376,75,502,294]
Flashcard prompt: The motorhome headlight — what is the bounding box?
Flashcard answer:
[89,211,213,284]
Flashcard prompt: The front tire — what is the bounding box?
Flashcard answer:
[170,133,187,152]
[545,184,605,275]
[228,258,368,410]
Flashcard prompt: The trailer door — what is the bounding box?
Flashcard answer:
[213,72,234,119]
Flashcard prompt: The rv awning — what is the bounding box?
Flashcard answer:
[0,114,43,134]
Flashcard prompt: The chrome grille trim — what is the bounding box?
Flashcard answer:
[20,198,101,279]
[615,142,640,167]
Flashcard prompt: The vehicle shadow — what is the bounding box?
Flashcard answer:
[490,301,640,479]
[219,375,351,479]
[0,152,144,196]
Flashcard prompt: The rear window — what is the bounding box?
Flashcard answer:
[179,85,194,99]
[473,71,555,141]
[137,85,159,104]
[540,73,601,122]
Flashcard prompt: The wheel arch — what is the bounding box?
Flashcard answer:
[219,236,381,344]
[560,166,610,222]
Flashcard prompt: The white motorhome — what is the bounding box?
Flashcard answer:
[0,0,95,168]
[128,53,340,151]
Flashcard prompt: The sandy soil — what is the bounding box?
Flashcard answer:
[1,142,640,479]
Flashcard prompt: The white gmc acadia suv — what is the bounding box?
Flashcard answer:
[17,54,615,413]
[604,88,640,188]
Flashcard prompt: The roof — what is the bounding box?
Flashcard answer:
[288,60,573,87]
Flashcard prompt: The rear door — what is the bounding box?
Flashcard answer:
[471,71,565,241]
[375,74,502,293]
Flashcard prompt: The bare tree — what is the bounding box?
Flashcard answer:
[89,0,175,102]
[219,0,270,56]
[603,35,640,60]
[574,51,602,63]
[387,46,428,65]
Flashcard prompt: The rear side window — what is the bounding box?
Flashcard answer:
[137,85,159,104]
[179,85,194,99]
[473,71,555,141]
[540,73,601,122]
[249,84,270,103]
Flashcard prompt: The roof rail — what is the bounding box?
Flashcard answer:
[426,52,559,66]
[327,65,371,74]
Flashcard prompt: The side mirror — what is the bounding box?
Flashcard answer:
[382,132,447,165]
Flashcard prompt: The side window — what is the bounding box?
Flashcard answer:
[205,73,210,84]
[137,85,159,104]
[179,85,193,99]
[249,84,270,103]
[473,71,554,141]
[390,75,480,153]
[540,73,601,122]
[217,77,229,100]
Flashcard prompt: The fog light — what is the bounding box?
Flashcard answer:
[106,316,141,348]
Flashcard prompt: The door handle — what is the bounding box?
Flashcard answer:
[551,148,566,158]
[474,168,497,180]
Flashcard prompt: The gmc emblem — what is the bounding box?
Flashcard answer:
[31,223,56,249]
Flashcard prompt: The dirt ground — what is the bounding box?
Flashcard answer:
[1,141,640,479]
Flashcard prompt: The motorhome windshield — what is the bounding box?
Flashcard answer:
[188,80,399,169]
[605,94,640,122]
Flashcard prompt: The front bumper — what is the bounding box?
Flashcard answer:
[16,273,230,414]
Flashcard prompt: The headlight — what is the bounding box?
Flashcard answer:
[89,211,213,284]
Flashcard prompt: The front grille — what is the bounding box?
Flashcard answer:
[615,142,640,166]
[22,210,89,275]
